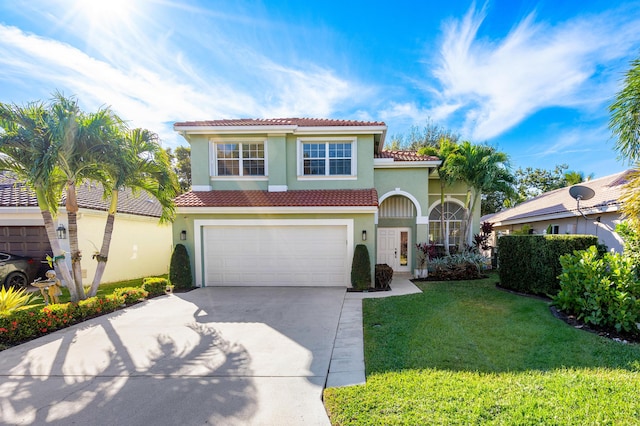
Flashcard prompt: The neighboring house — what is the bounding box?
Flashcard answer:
[482,170,631,252]
[173,118,479,287]
[0,172,172,284]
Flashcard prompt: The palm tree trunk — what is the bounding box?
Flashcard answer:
[40,209,78,301]
[66,182,85,299]
[88,190,119,297]
[440,180,450,256]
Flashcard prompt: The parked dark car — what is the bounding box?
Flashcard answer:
[0,252,41,288]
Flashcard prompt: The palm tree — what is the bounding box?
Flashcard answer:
[87,128,178,297]
[448,141,514,249]
[47,93,124,300]
[419,138,459,255]
[610,57,640,228]
[0,101,79,299]
[564,170,594,186]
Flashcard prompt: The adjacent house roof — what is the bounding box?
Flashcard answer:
[483,170,631,225]
[0,172,163,218]
[175,189,379,208]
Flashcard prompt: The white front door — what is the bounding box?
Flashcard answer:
[376,228,411,272]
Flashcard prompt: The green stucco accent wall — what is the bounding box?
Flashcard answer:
[268,134,287,187]
[188,135,211,188]
[374,167,432,217]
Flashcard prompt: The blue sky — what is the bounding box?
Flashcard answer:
[1,0,639,177]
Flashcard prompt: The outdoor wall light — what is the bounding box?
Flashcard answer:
[56,224,67,240]
[362,230,367,241]
[180,230,187,241]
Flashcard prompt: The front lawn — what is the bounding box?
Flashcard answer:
[324,273,640,425]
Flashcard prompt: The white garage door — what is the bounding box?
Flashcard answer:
[203,225,348,286]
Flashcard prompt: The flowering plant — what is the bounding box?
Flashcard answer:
[415,242,435,269]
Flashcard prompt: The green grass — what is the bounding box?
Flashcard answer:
[27,276,160,307]
[324,273,640,425]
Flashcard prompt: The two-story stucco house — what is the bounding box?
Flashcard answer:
[172,118,479,287]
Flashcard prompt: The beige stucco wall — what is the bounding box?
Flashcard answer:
[1,207,172,284]
[75,210,172,283]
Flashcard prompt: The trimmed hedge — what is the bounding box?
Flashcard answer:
[142,277,169,297]
[498,234,598,296]
[351,244,372,290]
[169,244,193,290]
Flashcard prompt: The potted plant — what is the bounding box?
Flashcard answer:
[415,242,431,278]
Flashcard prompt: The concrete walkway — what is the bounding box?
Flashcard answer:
[0,287,345,426]
[326,274,422,388]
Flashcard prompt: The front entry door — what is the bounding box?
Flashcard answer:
[377,228,411,272]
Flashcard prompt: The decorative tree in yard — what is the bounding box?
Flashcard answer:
[449,141,514,249]
[169,244,193,290]
[610,57,640,230]
[87,128,178,297]
[0,93,178,301]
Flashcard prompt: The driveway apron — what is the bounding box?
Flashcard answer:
[0,287,346,425]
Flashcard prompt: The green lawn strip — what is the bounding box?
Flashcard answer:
[324,368,640,425]
[28,276,160,307]
[324,273,640,425]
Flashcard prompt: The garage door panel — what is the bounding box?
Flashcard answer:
[204,224,348,286]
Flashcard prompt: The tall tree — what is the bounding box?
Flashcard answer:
[166,145,191,193]
[564,170,593,186]
[449,141,514,248]
[418,139,459,255]
[610,56,640,228]
[0,100,78,299]
[88,128,178,296]
[47,93,123,299]
[386,119,460,151]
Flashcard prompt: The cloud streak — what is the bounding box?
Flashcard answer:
[0,13,366,147]
[428,3,640,141]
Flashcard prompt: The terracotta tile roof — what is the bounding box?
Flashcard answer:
[482,170,632,224]
[175,188,379,208]
[174,118,386,127]
[0,172,162,218]
[376,150,440,162]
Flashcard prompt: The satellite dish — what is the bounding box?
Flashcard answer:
[569,185,595,220]
[569,185,595,201]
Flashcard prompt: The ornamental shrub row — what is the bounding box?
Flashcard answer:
[498,235,598,296]
[553,246,640,335]
[1,278,163,346]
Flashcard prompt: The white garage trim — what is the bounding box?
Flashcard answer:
[193,219,354,287]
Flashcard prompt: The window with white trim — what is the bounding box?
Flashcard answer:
[213,142,266,177]
[298,139,356,177]
[428,202,465,248]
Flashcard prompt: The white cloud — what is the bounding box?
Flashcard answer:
[0,19,369,147]
[428,4,640,140]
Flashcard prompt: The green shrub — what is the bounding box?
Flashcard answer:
[554,246,640,334]
[617,221,640,272]
[498,234,598,295]
[375,264,393,289]
[351,244,372,290]
[112,287,148,305]
[169,244,193,290]
[76,295,123,320]
[142,277,169,297]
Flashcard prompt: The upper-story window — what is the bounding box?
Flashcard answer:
[212,140,266,177]
[298,138,357,179]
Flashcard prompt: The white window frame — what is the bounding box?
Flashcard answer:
[297,137,357,180]
[210,138,268,180]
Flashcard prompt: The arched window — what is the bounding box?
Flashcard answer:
[428,202,465,248]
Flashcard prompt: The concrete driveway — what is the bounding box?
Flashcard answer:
[0,287,346,425]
